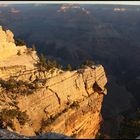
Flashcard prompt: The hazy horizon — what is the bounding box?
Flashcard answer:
[0,1,140,6]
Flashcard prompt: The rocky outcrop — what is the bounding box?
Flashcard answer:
[0,26,27,60]
[0,26,39,78]
[0,129,72,139]
[0,27,107,139]
[0,65,107,138]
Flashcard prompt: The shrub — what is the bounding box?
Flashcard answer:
[66,64,72,71]
[15,39,26,46]
[4,79,18,91]
[17,50,21,56]
[26,48,33,55]
[38,53,47,69]
[38,54,62,71]
[17,111,29,125]
[0,78,37,95]
[0,109,29,129]
[70,101,80,109]
[47,59,62,70]
[41,117,54,128]
[0,109,18,129]
[82,60,96,67]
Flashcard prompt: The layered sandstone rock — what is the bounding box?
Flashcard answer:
[0,27,107,139]
[0,65,107,138]
[0,26,38,78]
[0,26,26,60]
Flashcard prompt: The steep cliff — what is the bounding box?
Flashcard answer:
[0,26,25,60]
[0,26,38,70]
[0,27,107,139]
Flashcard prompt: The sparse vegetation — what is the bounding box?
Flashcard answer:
[41,116,55,128]
[0,109,29,129]
[83,60,95,66]
[70,101,80,109]
[1,78,18,91]
[0,78,38,95]
[15,39,26,46]
[38,53,47,69]
[17,50,21,56]
[26,48,33,55]
[76,60,97,69]
[38,53,62,71]
[66,64,72,71]
[17,111,29,125]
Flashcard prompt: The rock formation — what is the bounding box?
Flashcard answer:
[0,27,107,139]
[0,26,38,69]
[0,129,72,139]
[0,26,24,60]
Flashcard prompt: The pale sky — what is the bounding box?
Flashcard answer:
[0,1,140,5]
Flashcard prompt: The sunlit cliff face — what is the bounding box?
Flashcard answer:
[0,27,107,139]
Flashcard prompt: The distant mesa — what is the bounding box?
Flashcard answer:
[57,4,80,12]
[113,8,127,12]
[0,4,9,8]
[10,8,20,14]
[57,4,90,14]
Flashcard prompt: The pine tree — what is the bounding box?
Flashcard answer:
[32,44,36,51]
[39,53,47,69]
[66,64,72,71]
[84,60,95,66]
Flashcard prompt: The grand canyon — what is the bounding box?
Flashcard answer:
[0,3,140,139]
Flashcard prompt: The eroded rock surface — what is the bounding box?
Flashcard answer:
[0,27,107,139]
[0,129,72,139]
